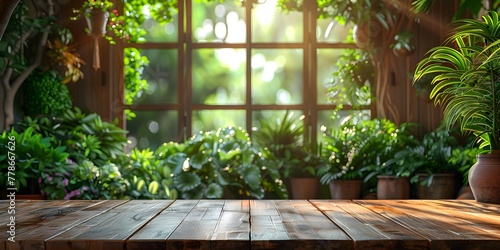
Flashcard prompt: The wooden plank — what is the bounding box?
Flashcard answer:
[312,200,427,249]
[394,200,500,238]
[2,200,77,250]
[15,200,101,235]
[165,200,225,250]
[0,200,70,225]
[357,200,500,249]
[250,200,353,250]
[449,199,500,213]
[5,200,126,250]
[0,200,38,216]
[46,200,172,250]
[127,200,200,250]
[211,200,250,249]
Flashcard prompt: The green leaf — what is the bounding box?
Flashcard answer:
[148,181,159,195]
[174,172,201,192]
[239,164,261,190]
[205,183,223,198]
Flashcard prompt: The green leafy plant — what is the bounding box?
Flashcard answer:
[390,29,415,56]
[319,117,416,184]
[19,107,128,168]
[0,127,74,199]
[327,48,373,115]
[14,108,131,199]
[252,111,320,178]
[380,126,461,186]
[124,48,149,120]
[22,70,73,117]
[120,148,177,199]
[67,159,127,199]
[414,11,500,151]
[157,127,287,199]
[278,0,394,27]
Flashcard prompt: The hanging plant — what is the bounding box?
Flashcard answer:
[390,29,415,57]
[72,0,114,70]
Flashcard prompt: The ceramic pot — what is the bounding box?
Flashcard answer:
[469,153,500,204]
[328,179,362,199]
[85,8,109,37]
[414,173,457,199]
[290,178,318,199]
[377,176,410,199]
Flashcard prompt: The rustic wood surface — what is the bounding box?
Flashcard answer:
[1,199,499,250]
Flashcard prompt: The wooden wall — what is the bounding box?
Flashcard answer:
[385,0,460,137]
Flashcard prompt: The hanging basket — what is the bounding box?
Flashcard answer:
[84,8,109,70]
[85,8,109,37]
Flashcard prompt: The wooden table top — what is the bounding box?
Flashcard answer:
[1,199,500,250]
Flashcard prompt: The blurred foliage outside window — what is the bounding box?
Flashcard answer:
[124,0,369,151]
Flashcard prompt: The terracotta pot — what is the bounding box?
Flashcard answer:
[290,178,318,199]
[392,46,415,57]
[457,185,474,200]
[377,176,410,199]
[414,173,457,199]
[328,179,362,199]
[469,153,500,204]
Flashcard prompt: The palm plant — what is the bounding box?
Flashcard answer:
[413,11,500,152]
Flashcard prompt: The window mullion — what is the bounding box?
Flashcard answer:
[245,0,253,134]
[184,0,193,139]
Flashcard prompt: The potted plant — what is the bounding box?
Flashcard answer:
[326,48,374,114]
[252,111,320,199]
[318,0,394,50]
[449,146,485,199]
[318,117,412,199]
[72,0,114,69]
[413,11,500,203]
[385,127,461,199]
[358,121,418,199]
[411,128,461,199]
[390,29,415,57]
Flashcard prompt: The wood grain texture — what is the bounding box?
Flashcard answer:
[312,200,428,249]
[5,200,126,250]
[1,199,500,250]
[127,199,200,250]
[250,200,353,250]
[356,200,500,249]
[46,200,172,250]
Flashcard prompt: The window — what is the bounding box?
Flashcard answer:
[124,0,367,150]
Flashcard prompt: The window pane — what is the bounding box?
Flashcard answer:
[251,0,303,43]
[126,111,178,151]
[129,49,178,105]
[192,0,246,43]
[252,110,303,128]
[192,49,246,104]
[252,49,303,104]
[141,13,178,42]
[192,110,245,133]
[251,110,304,142]
[316,19,353,43]
[318,49,373,106]
[317,110,371,143]
[317,49,343,104]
